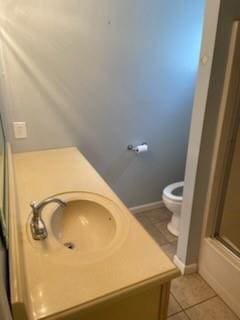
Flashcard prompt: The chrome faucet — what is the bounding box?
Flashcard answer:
[30,198,67,240]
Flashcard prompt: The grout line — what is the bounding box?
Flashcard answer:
[168,311,182,318]
[167,296,215,320]
[170,291,184,312]
[169,288,217,312]
[183,294,218,311]
[134,211,240,320]
[169,276,238,319]
[180,294,240,320]
[137,214,171,246]
[167,310,183,319]
[184,310,192,320]
[167,311,191,320]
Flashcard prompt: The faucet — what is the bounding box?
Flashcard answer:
[30,198,67,240]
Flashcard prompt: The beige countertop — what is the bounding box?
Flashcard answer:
[10,147,179,320]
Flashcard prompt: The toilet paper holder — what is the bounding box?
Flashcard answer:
[127,142,148,153]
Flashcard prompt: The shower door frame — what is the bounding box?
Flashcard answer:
[199,20,240,318]
[212,23,240,257]
[204,21,240,241]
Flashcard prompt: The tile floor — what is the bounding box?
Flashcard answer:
[132,206,239,320]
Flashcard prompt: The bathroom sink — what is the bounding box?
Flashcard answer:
[27,191,129,263]
[51,200,117,252]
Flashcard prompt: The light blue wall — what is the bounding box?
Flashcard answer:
[0,0,205,206]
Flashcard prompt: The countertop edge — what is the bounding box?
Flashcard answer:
[8,143,30,319]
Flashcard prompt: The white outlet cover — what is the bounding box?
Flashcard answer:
[13,122,27,139]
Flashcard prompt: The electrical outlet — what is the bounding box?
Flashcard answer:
[13,122,27,139]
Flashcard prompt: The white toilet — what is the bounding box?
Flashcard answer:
[162,181,184,237]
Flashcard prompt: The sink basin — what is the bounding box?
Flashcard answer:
[27,192,129,264]
[51,200,117,253]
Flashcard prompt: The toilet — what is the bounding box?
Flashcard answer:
[162,181,184,237]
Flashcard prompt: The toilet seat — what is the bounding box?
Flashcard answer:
[163,182,184,202]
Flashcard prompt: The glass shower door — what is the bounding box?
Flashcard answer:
[215,122,240,257]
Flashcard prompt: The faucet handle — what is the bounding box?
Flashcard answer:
[30,200,38,208]
[30,200,40,214]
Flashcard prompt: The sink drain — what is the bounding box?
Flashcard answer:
[64,242,75,250]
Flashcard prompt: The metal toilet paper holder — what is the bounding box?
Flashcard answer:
[127,142,148,153]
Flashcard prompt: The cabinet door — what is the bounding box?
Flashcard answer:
[54,283,170,320]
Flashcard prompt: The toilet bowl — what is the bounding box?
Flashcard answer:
[162,181,184,237]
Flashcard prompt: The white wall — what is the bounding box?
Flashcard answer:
[174,0,220,268]
[0,0,205,206]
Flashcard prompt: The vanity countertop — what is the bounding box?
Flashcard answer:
[9,147,179,320]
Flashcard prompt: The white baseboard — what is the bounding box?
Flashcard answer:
[173,255,198,275]
[130,201,164,214]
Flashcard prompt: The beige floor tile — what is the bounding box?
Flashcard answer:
[168,294,182,316]
[171,274,216,309]
[186,296,239,320]
[155,221,177,242]
[132,212,148,219]
[147,207,171,224]
[168,311,189,320]
[161,241,177,261]
[135,214,168,246]
[146,224,169,246]
[134,215,152,227]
